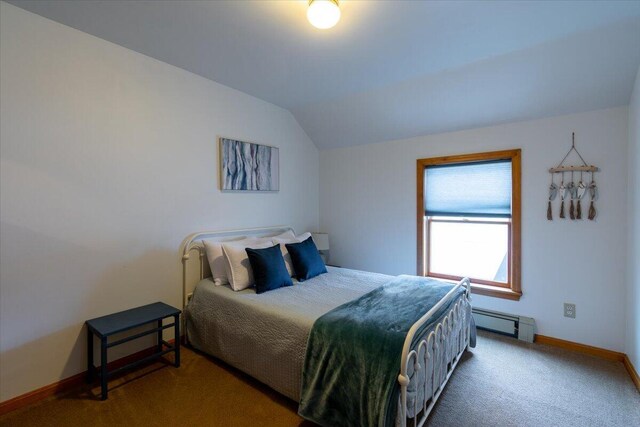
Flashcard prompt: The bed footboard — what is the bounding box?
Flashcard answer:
[397,277,472,427]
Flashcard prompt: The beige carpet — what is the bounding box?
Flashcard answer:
[1,331,638,426]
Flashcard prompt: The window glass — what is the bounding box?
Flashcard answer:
[429,218,509,284]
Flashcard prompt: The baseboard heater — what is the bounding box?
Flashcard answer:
[472,308,535,343]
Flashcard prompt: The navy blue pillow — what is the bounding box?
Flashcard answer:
[245,244,293,294]
[285,236,327,281]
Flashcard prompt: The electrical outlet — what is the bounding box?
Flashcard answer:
[564,303,576,318]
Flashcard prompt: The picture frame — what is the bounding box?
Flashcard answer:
[218,137,279,192]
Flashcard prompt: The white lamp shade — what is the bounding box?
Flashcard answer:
[307,0,341,30]
[311,232,330,251]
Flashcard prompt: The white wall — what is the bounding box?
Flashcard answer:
[627,67,640,372]
[320,107,628,352]
[0,3,319,402]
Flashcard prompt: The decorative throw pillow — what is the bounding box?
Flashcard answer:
[245,244,293,294]
[285,236,327,281]
[272,232,312,277]
[202,236,246,286]
[222,239,274,291]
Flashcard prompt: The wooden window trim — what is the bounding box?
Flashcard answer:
[417,149,522,301]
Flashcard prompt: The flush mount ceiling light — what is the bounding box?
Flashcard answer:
[307,0,341,30]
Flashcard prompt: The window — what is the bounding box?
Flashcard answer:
[428,217,509,285]
[417,150,521,300]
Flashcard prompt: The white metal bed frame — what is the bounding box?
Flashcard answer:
[180,225,295,310]
[398,277,471,426]
[180,226,472,427]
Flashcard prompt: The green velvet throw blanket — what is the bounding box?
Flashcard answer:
[298,275,464,427]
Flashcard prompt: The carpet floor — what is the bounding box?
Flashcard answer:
[1,331,638,426]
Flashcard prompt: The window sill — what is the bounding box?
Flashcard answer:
[470,283,521,301]
[426,275,522,301]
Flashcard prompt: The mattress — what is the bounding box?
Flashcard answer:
[185,266,392,400]
[185,266,473,419]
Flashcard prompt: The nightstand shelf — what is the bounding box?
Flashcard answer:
[86,302,181,400]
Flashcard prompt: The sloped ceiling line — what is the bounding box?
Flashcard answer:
[7,0,640,149]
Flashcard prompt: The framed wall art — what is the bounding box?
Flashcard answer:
[219,137,279,192]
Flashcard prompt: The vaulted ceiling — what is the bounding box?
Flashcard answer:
[8,1,640,149]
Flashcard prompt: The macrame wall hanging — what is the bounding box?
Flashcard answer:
[547,133,599,221]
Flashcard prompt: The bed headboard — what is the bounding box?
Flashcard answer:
[180,225,295,311]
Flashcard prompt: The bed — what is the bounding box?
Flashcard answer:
[181,226,474,427]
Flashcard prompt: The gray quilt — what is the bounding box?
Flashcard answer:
[185,267,473,421]
[185,267,391,400]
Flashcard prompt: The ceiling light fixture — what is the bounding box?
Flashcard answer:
[307,0,341,30]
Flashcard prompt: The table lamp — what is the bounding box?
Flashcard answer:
[311,232,330,264]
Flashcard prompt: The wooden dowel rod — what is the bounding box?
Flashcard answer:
[549,165,599,173]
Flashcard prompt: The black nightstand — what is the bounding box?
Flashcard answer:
[86,302,181,400]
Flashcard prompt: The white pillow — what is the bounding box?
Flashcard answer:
[222,239,275,291]
[202,236,246,286]
[272,232,312,277]
[269,229,296,240]
[201,230,293,287]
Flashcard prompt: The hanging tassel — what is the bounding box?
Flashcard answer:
[588,201,596,220]
[547,200,553,220]
[559,200,565,218]
[576,200,582,219]
[569,199,575,220]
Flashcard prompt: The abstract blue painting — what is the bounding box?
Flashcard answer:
[219,137,279,191]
